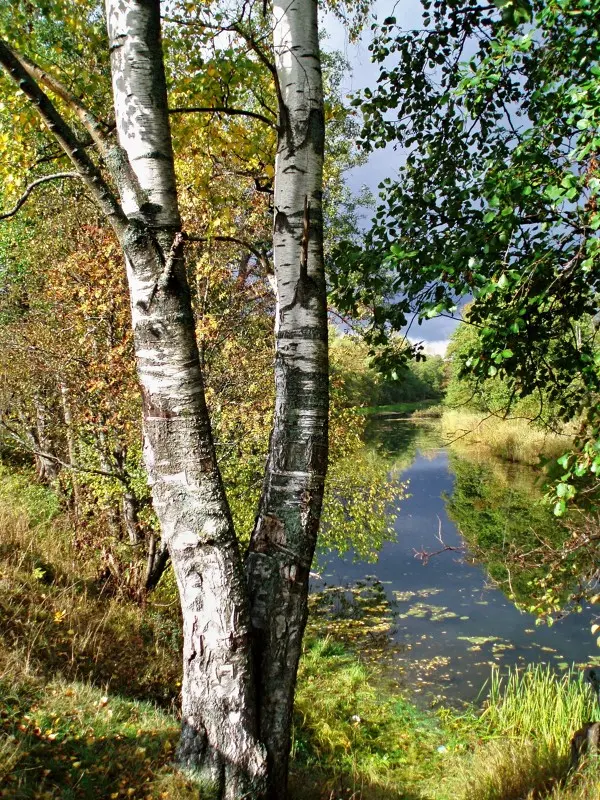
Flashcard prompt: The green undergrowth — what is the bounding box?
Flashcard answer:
[291,637,444,799]
[2,466,600,799]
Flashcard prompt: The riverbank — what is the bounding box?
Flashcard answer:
[1,468,599,799]
[441,408,573,467]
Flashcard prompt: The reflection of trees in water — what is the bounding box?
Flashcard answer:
[319,447,406,562]
[445,453,577,610]
[364,417,444,465]
[308,577,399,663]
[319,419,442,563]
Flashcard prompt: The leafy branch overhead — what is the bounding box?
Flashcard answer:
[331,0,600,509]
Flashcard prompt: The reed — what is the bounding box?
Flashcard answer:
[482,665,596,749]
[440,664,600,800]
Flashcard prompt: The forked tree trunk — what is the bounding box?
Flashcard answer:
[1,0,328,794]
[103,2,266,795]
[246,0,329,795]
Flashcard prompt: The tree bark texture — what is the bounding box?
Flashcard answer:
[104,2,266,795]
[246,0,329,795]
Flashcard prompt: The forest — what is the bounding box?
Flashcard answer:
[1,0,600,799]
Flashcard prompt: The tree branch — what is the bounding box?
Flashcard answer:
[0,419,129,484]
[0,172,81,220]
[169,105,275,128]
[230,22,284,112]
[0,39,127,235]
[185,232,272,273]
[4,43,145,211]
[7,45,113,153]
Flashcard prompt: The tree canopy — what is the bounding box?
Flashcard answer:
[330,0,600,510]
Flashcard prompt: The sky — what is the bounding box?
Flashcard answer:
[320,0,460,355]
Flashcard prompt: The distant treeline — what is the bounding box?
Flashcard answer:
[330,330,445,408]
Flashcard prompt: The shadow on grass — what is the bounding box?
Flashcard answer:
[0,549,182,710]
[2,721,177,799]
[0,677,185,800]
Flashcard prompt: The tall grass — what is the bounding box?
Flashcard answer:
[482,665,596,749]
[0,472,183,705]
[440,664,600,800]
[441,409,572,466]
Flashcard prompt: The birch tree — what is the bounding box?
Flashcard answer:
[246,0,328,792]
[0,0,327,797]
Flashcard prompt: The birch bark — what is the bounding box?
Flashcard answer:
[246,0,329,795]
[102,3,267,795]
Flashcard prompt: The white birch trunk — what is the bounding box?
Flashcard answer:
[104,2,266,795]
[1,0,329,793]
[246,0,329,795]
[105,0,180,226]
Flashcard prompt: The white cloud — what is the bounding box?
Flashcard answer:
[409,338,449,357]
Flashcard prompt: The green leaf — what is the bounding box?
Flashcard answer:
[553,500,566,517]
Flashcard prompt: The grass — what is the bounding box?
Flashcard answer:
[438,665,600,800]
[0,677,184,799]
[441,409,573,466]
[1,465,600,799]
[291,637,444,799]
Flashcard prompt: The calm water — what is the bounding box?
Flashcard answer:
[315,417,598,705]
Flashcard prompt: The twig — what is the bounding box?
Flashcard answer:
[413,517,464,565]
[145,231,185,309]
[169,105,275,128]
[186,232,272,274]
[0,173,81,220]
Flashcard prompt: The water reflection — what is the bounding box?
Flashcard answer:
[445,454,573,607]
[314,418,598,704]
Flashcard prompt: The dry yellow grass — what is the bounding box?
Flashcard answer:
[441,409,573,466]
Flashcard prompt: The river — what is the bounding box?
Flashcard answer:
[313,415,599,706]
